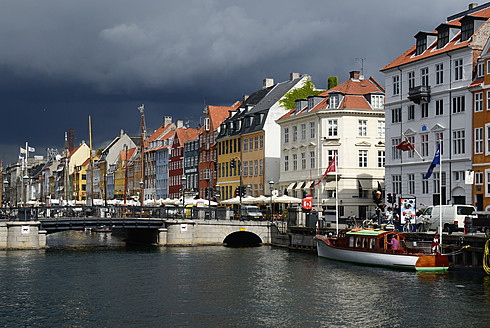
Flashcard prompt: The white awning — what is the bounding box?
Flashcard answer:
[358,180,372,190]
[295,182,304,190]
[286,182,296,190]
[303,181,313,189]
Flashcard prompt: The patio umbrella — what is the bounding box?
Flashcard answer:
[220,196,241,205]
[241,196,259,204]
[272,195,302,204]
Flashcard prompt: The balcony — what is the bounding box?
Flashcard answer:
[408,85,430,104]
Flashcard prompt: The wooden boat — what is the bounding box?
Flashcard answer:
[315,229,449,272]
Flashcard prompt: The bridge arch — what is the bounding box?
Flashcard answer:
[223,231,262,247]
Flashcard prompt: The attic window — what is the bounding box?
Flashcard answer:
[416,37,427,55]
[461,20,474,41]
[437,29,449,49]
[329,95,338,108]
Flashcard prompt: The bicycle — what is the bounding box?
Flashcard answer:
[416,216,430,232]
[403,216,415,232]
[346,216,359,229]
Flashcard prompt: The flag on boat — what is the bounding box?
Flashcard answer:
[28,146,35,152]
[396,135,415,151]
[424,143,440,179]
[314,154,336,186]
[20,147,26,154]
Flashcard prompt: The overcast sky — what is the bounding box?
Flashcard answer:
[0,0,470,165]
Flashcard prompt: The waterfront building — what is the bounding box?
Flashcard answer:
[72,158,90,202]
[216,73,309,200]
[184,127,200,196]
[144,117,176,201]
[381,2,490,207]
[168,124,198,200]
[470,34,490,211]
[277,71,385,219]
[114,147,136,201]
[198,103,240,200]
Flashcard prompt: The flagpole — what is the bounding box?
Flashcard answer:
[335,154,338,236]
[439,139,443,249]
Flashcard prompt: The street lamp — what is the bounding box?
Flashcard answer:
[269,179,274,221]
[2,177,8,208]
[181,175,187,218]
[23,173,29,207]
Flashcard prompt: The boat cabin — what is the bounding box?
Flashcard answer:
[337,229,406,251]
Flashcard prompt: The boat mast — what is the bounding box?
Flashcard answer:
[138,105,146,206]
[89,116,94,207]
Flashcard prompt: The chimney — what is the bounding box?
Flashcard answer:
[69,128,74,153]
[350,71,360,80]
[164,116,172,127]
[176,120,184,128]
[290,72,300,81]
[263,78,274,89]
[469,3,478,10]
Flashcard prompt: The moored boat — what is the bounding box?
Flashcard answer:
[315,229,449,272]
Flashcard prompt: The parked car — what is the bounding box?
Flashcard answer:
[418,204,476,233]
[240,206,263,220]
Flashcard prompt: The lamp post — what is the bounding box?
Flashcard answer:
[269,179,274,221]
[2,177,8,208]
[181,175,187,219]
[139,179,144,217]
[23,173,29,207]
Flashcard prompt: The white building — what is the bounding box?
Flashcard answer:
[381,2,490,207]
[277,71,385,219]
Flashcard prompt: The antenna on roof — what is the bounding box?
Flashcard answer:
[355,57,366,78]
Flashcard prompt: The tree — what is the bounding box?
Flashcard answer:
[327,76,338,89]
[279,78,323,111]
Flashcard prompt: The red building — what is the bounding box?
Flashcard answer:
[169,126,198,199]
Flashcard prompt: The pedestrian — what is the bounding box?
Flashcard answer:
[431,233,440,254]
[388,236,399,250]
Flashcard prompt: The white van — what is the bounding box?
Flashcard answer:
[420,205,476,233]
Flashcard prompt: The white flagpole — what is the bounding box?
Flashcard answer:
[439,140,443,249]
[335,154,339,236]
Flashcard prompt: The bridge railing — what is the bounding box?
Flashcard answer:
[0,205,279,223]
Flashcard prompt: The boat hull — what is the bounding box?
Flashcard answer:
[316,236,448,271]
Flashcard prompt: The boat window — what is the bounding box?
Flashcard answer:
[355,237,361,248]
[363,238,368,248]
[369,238,376,249]
[349,237,354,248]
[399,239,405,249]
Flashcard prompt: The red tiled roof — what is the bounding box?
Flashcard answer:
[469,77,484,88]
[381,7,490,71]
[120,147,136,161]
[175,127,198,146]
[339,95,372,110]
[319,76,384,96]
[145,123,175,147]
[208,104,238,131]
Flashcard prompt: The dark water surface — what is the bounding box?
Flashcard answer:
[0,231,489,328]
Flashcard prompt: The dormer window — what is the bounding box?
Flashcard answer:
[416,36,427,55]
[371,95,384,109]
[460,16,486,42]
[415,32,437,56]
[437,29,449,49]
[329,95,339,108]
[461,20,473,41]
[477,61,484,78]
[308,97,314,109]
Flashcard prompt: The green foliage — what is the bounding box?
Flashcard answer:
[327,76,338,89]
[279,78,323,111]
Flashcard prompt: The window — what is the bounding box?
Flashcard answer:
[435,63,444,85]
[452,95,465,113]
[453,171,465,182]
[301,124,306,140]
[392,108,401,123]
[487,91,490,110]
[284,155,289,171]
[435,99,443,116]
[454,58,463,81]
[328,119,338,137]
[293,154,297,170]
[408,71,415,89]
[358,120,367,136]
[421,175,429,194]
[461,21,474,41]
[254,160,258,176]
[244,138,248,151]
[393,75,400,95]
[416,37,427,55]
[359,150,368,167]
[377,150,385,168]
[310,151,315,169]
[437,29,449,49]
[259,135,263,148]
[392,138,401,160]
[408,105,415,120]
[254,136,258,149]
[475,172,483,185]
[408,174,415,194]
[486,123,490,156]
[421,134,428,157]
[421,103,428,118]
[310,122,315,138]
[475,127,483,154]
[243,161,248,177]
[301,152,306,169]
[330,95,339,108]
[259,159,263,175]
[371,95,384,109]
[478,62,484,77]
[377,121,385,138]
[453,129,465,154]
[328,150,338,164]
[284,128,289,144]
[407,136,415,158]
[421,67,429,86]
[249,137,253,150]
[292,126,297,142]
[392,175,401,194]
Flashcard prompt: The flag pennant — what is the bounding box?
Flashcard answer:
[28,147,35,152]
[20,147,26,154]
[424,143,441,179]
[396,136,415,151]
[314,154,336,186]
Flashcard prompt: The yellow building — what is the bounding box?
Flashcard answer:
[216,135,242,200]
[72,158,90,201]
[114,148,136,200]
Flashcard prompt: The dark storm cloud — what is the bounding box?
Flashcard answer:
[0,0,467,164]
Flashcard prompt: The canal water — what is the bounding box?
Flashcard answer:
[0,231,489,328]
